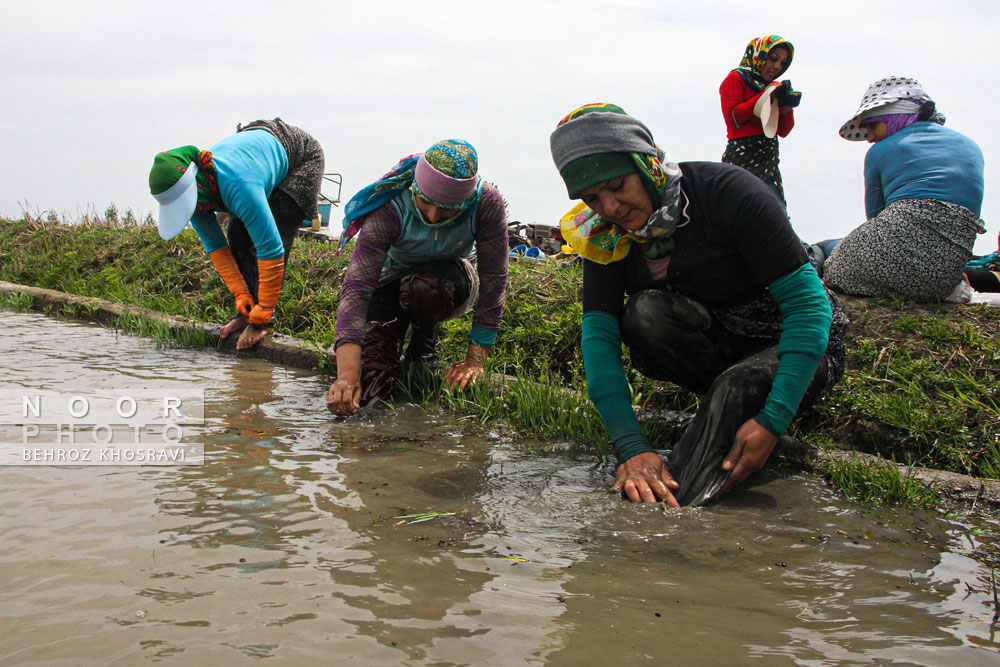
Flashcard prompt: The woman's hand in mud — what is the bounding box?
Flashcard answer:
[445,344,490,391]
[235,323,272,350]
[615,452,681,507]
[720,418,778,493]
[327,378,361,416]
[328,343,362,416]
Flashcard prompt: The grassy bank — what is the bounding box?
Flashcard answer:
[3,215,999,502]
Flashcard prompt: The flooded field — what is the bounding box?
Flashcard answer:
[1,310,999,664]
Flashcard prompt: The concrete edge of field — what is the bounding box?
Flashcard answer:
[0,280,334,371]
[3,279,998,513]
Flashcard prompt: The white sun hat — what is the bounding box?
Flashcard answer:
[839,76,926,141]
[753,86,780,139]
[152,162,199,240]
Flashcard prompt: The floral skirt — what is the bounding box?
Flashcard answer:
[823,198,985,302]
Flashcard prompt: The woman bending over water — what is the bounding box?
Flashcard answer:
[550,103,846,506]
[149,118,324,349]
[327,139,508,416]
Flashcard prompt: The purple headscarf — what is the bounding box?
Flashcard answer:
[861,112,919,138]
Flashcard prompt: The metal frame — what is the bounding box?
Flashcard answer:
[319,173,343,206]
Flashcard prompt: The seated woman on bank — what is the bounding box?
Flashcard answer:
[720,34,801,206]
[326,140,509,416]
[549,103,847,507]
[822,77,985,302]
[964,233,1000,293]
[149,118,325,349]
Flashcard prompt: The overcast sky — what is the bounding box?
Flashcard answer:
[2,0,998,252]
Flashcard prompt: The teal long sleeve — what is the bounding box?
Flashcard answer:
[581,310,652,463]
[756,263,832,435]
[469,324,497,347]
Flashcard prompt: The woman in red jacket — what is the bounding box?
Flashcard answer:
[720,35,800,207]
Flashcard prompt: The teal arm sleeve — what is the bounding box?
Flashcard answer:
[581,310,653,463]
[756,262,832,435]
[469,324,497,347]
[189,212,227,254]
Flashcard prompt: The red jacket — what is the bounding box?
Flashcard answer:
[719,70,795,140]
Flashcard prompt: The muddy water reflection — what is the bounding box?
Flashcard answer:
[1,310,998,664]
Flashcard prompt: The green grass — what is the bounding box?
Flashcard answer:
[820,453,939,507]
[0,291,35,310]
[4,214,1000,490]
[394,362,615,460]
[109,311,215,349]
[796,308,1000,479]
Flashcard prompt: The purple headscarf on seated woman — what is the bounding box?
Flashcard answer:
[839,76,945,140]
[861,112,919,138]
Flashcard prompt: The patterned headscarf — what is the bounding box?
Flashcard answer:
[550,104,684,264]
[735,35,794,93]
[338,140,483,253]
[148,145,219,214]
[411,139,479,210]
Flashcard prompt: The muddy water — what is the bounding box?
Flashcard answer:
[1,310,999,664]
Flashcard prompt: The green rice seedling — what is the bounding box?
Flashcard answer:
[57,301,100,320]
[821,453,939,507]
[0,291,35,310]
[395,362,613,459]
[392,512,457,525]
[110,311,213,349]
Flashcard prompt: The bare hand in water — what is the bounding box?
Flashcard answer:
[326,378,361,416]
[235,323,273,350]
[615,451,680,506]
[328,343,363,416]
[720,418,778,493]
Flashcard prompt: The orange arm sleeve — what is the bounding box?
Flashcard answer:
[209,247,255,316]
[248,257,284,325]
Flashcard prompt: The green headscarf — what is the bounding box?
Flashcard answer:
[148,145,218,209]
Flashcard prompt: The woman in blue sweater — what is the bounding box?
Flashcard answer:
[824,77,985,301]
[549,103,847,507]
[149,119,324,349]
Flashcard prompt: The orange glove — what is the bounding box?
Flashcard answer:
[209,247,255,314]
[248,257,284,325]
[234,293,255,317]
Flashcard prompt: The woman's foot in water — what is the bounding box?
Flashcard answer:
[236,323,273,350]
[219,315,249,340]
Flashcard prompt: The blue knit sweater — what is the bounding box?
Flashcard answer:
[190,129,290,260]
[864,122,984,219]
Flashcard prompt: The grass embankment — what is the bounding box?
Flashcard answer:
[2,215,999,506]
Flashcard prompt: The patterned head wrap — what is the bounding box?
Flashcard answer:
[149,146,219,212]
[839,76,944,141]
[337,139,483,253]
[411,139,479,210]
[550,103,684,264]
[735,35,795,93]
